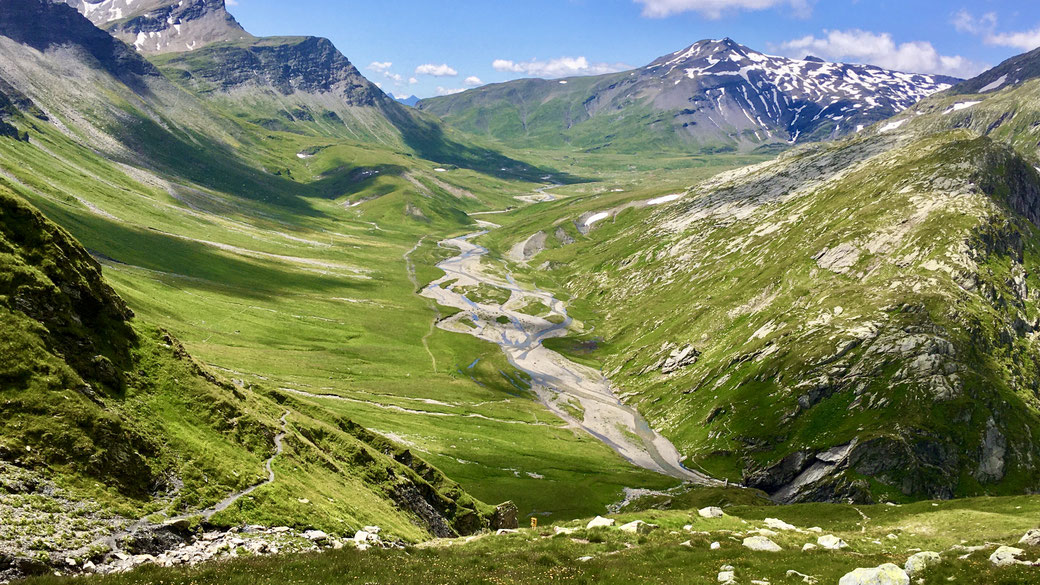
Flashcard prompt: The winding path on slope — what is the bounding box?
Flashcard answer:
[420,224,718,485]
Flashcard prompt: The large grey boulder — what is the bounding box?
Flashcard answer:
[989,546,1025,566]
[904,551,941,577]
[1019,528,1040,546]
[742,536,782,552]
[838,564,909,585]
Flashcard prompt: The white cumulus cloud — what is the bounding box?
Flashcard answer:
[436,86,466,96]
[464,76,484,87]
[416,64,459,77]
[778,29,986,78]
[368,61,393,73]
[954,10,1040,52]
[408,77,419,85]
[492,56,630,78]
[635,0,811,19]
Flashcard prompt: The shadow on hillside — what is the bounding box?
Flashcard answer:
[385,103,588,185]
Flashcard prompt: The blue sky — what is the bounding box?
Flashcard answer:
[228,0,1040,98]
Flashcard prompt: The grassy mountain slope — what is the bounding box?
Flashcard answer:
[0,182,495,574]
[473,72,1040,504]
[0,0,686,558]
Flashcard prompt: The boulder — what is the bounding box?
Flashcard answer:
[1020,529,1040,547]
[718,569,736,584]
[989,546,1025,567]
[586,516,615,529]
[904,551,941,577]
[802,543,817,551]
[302,530,328,542]
[838,564,909,585]
[817,534,849,550]
[619,520,656,535]
[742,536,782,552]
[764,518,799,531]
[710,541,721,550]
[553,526,578,536]
[492,502,519,530]
[699,507,724,518]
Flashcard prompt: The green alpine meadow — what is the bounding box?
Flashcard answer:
[1,0,1040,583]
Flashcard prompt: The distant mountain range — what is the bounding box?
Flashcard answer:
[390,93,422,107]
[418,38,958,154]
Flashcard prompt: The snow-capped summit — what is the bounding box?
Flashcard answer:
[644,38,958,143]
[63,0,252,54]
[419,38,959,153]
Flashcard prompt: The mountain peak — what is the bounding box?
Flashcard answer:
[63,0,252,54]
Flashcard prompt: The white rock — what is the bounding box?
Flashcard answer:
[989,546,1025,567]
[742,536,782,552]
[755,528,779,537]
[818,534,849,550]
[838,564,910,585]
[302,530,328,541]
[764,518,799,531]
[354,530,376,543]
[904,551,942,577]
[886,534,899,540]
[802,543,817,551]
[710,541,721,550]
[363,526,381,534]
[1019,529,1040,547]
[586,516,615,529]
[619,520,655,534]
[807,526,823,533]
[496,529,519,535]
[718,570,736,583]
[679,540,692,547]
[786,569,817,584]
[554,526,578,535]
[577,556,594,562]
[82,561,96,572]
[699,507,725,518]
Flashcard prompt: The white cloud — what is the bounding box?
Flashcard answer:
[464,76,483,87]
[778,29,986,78]
[385,72,404,83]
[408,77,419,85]
[368,61,393,73]
[954,10,1040,52]
[416,63,459,77]
[987,28,1040,51]
[436,86,466,96]
[226,0,238,6]
[492,56,630,78]
[635,0,811,19]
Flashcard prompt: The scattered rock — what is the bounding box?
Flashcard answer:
[743,536,782,552]
[586,516,615,529]
[1020,529,1040,547]
[989,546,1025,567]
[905,551,942,577]
[818,534,849,550]
[619,520,656,535]
[710,541,721,550]
[495,529,519,536]
[838,564,910,585]
[699,507,724,519]
[718,568,736,584]
[764,518,799,531]
[554,526,578,536]
[679,540,692,547]
[302,530,328,542]
[662,344,700,373]
[577,556,594,562]
[786,569,817,584]
[802,543,817,551]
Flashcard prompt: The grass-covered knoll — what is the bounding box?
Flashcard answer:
[22,491,1040,585]
[475,123,1040,504]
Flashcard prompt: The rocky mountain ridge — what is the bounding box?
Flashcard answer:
[417,38,956,154]
[62,0,252,54]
